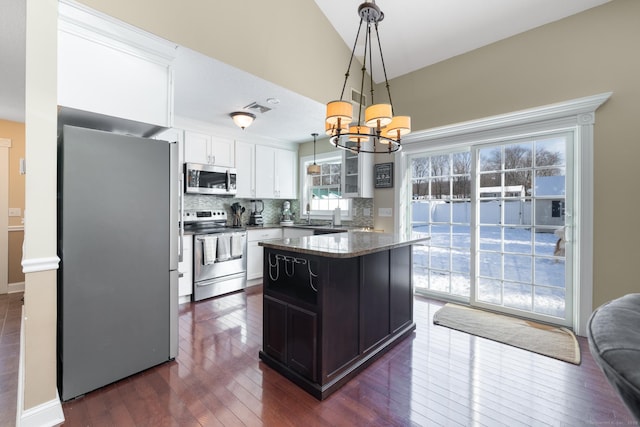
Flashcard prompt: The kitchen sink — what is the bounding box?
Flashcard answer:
[292,223,334,228]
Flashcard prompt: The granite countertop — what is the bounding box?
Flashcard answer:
[246,223,376,232]
[259,231,430,258]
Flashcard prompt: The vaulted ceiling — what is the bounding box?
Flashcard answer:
[0,0,610,142]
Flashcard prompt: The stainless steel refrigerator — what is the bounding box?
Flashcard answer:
[57,125,178,401]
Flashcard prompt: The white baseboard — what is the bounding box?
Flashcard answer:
[19,397,64,427]
[16,306,65,427]
[9,281,25,293]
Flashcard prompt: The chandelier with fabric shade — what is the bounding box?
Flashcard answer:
[325,1,410,154]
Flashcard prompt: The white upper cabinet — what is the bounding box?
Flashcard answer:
[275,148,297,199]
[342,141,374,198]
[244,143,297,200]
[58,0,177,128]
[184,131,234,167]
[236,141,256,198]
[255,145,277,199]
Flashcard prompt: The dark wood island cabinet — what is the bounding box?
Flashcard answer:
[258,231,429,399]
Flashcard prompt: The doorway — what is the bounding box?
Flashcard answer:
[410,131,573,327]
[1,138,10,294]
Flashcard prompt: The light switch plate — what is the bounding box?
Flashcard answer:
[8,208,21,217]
[378,207,392,217]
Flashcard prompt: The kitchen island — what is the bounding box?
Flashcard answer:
[258,231,429,399]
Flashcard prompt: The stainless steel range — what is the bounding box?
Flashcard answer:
[183,209,247,301]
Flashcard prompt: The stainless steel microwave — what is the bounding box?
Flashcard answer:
[184,163,237,195]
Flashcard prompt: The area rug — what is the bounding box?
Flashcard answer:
[433,303,581,364]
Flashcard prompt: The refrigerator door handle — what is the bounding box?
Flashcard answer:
[178,173,184,263]
[169,141,179,270]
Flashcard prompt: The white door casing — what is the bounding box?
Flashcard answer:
[397,92,611,335]
[0,138,11,294]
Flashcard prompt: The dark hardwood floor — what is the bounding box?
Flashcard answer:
[1,287,634,426]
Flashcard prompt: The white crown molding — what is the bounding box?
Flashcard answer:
[58,0,178,66]
[403,92,612,145]
[21,257,60,274]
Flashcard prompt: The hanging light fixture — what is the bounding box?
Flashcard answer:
[230,111,256,130]
[307,133,321,175]
[325,1,410,154]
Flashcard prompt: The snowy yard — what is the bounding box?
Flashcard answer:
[412,224,566,318]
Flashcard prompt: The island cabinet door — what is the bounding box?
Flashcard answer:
[287,305,318,382]
[390,246,413,333]
[264,296,287,363]
[361,251,391,353]
[320,257,360,382]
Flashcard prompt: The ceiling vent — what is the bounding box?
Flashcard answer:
[243,102,272,114]
[350,88,367,106]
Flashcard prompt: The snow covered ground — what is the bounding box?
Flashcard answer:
[412,224,566,318]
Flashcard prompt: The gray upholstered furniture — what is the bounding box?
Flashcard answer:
[587,293,640,422]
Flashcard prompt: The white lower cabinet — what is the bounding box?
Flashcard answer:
[247,228,282,281]
[178,235,193,299]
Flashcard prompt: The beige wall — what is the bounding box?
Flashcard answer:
[8,231,24,284]
[383,0,640,308]
[22,0,59,412]
[1,120,25,227]
[0,120,26,284]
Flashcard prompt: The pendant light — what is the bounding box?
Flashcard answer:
[324,1,411,154]
[307,133,321,175]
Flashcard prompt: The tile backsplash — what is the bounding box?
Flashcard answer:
[184,195,374,228]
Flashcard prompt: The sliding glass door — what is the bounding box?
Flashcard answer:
[411,151,472,301]
[410,132,574,326]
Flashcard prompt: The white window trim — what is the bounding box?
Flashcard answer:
[299,151,353,220]
[396,92,612,336]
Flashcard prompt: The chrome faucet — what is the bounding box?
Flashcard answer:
[306,203,311,224]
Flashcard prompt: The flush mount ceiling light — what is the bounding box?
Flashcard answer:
[230,111,256,130]
[325,1,410,154]
[307,133,321,175]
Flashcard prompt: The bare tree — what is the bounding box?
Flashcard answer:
[452,152,471,198]
[411,157,429,199]
[479,144,563,192]
[430,155,450,199]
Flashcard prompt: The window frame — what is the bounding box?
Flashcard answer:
[299,151,353,220]
[396,92,611,335]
